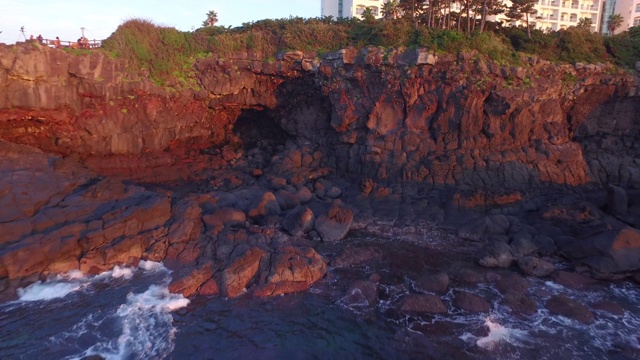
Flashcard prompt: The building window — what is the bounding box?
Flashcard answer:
[634,16,640,25]
[356,5,366,15]
[636,3,640,12]
[370,6,379,16]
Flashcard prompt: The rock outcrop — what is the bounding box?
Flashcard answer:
[1,41,640,300]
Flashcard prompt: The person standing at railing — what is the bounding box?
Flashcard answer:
[55,36,61,48]
[37,34,43,44]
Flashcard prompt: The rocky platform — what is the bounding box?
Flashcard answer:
[1,42,640,300]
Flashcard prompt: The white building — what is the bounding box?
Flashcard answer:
[321,0,603,32]
[321,0,389,19]
[495,0,602,32]
[613,0,640,33]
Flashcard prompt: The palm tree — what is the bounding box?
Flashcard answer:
[576,17,592,30]
[608,13,623,34]
[361,7,377,24]
[382,0,401,20]
[203,10,219,27]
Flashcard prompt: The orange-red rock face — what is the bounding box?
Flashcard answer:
[1,43,640,297]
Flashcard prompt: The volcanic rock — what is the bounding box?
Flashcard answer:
[399,294,447,314]
[314,200,354,242]
[517,256,556,277]
[415,273,450,294]
[545,294,594,324]
[453,291,491,313]
[344,280,378,307]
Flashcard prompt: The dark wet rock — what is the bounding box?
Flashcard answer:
[556,226,640,275]
[369,273,381,282]
[295,187,314,204]
[281,206,315,236]
[531,234,557,256]
[331,245,383,268]
[415,273,450,294]
[592,300,625,315]
[344,280,378,307]
[325,186,343,199]
[510,233,538,257]
[275,189,300,211]
[478,241,514,268]
[202,208,246,230]
[517,256,556,277]
[168,262,215,297]
[454,268,485,284]
[314,200,354,242]
[485,272,502,283]
[551,271,597,290]
[633,272,640,284]
[607,184,628,216]
[457,215,510,241]
[269,177,287,190]
[545,294,594,324]
[247,192,281,226]
[503,292,537,316]
[496,273,530,295]
[80,356,106,360]
[453,291,491,313]
[399,294,447,314]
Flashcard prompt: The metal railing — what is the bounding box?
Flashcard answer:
[32,38,102,49]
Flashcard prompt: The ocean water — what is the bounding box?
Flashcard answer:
[1,241,639,360]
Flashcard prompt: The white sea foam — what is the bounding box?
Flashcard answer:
[111,265,134,279]
[17,281,83,302]
[79,285,189,360]
[467,318,529,350]
[138,260,164,271]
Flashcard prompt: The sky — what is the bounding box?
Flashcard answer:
[0,0,320,44]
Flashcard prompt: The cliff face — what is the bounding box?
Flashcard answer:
[1,42,636,192]
[1,42,640,296]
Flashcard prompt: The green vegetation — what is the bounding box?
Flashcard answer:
[100,15,640,88]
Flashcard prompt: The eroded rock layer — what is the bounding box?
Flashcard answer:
[1,42,640,299]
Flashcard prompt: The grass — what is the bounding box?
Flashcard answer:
[99,17,635,89]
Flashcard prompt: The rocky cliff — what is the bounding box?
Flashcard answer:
[1,41,639,299]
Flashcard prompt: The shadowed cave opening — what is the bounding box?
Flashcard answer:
[232,108,290,158]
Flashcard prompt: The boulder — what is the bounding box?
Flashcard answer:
[314,200,354,242]
[281,206,315,236]
[247,192,281,226]
[531,234,557,256]
[510,233,538,257]
[343,280,378,307]
[399,294,447,314]
[592,300,625,315]
[202,207,246,230]
[295,187,314,204]
[478,242,514,268]
[517,256,556,277]
[455,268,485,284]
[253,246,327,297]
[607,185,628,216]
[545,294,594,324]
[415,273,450,294]
[453,291,491,313]
[168,262,214,297]
[496,273,530,295]
[551,271,596,290]
[556,226,640,274]
[503,292,537,316]
[220,246,266,298]
[275,189,300,211]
